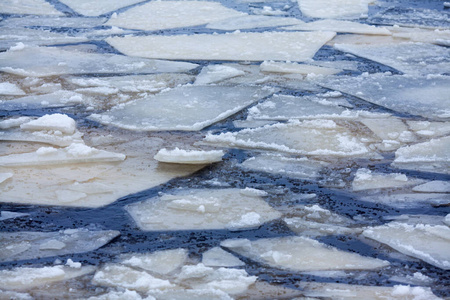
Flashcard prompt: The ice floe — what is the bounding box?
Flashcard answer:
[154,148,224,165]
[58,0,145,17]
[0,229,119,262]
[106,31,336,62]
[406,120,450,138]
[0,46,198,77]
[352,168,422,191]
[296,0,369,19]
[388,26,450,46]
[412,181,450,193]
[0,90,85,111]
[202,247,245,267]
[283,19,392,35]
[221,236,389,271]
[0,0,63,16]
[106,1,246,31]
[126,188,281,231]
[206,15,303,31]
[0,16,107,28]
[368,7,450,29]
[89,85,274,131]
[363,222,450,270]
[119,248,188,275]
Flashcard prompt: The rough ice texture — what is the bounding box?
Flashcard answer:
[58,0,145,16]
[317,74,450,120]
[0,91,84,111]
[126,188,281,231]
[221,236,389,271]
[0,229,119,262]
[283,19,391,35]
[106,1,246,31]
[412,181,450,193]
[334,42,450,76]
[363,222,450,270]
[106,31,336,62]
[0,82,25,96]
[206,15,304,31]
[194,65,245,85]
[120,249,188,275]
[352,168,421,191]
[0,46,198,77]
[204,120,374,157]
[0,0,63,15]
[260,61,341,75]
[154,148,224,164]
[297,0,369,19]
[89,86,274,131]
[368,7,450,29]
[202,247,245,267]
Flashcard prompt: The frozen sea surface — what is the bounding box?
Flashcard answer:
[0,0,449,299]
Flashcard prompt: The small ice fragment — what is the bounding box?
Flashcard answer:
[154,148,224,164]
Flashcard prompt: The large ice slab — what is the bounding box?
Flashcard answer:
[106,31,336,62]
[368,7,450,29]
[334,42,450,75]
[363,222,450,270]
[206,15,304,31]
[221,236,389,271]
[0,229,119,262]
[317,74,450,120]
[58,0,145,16]
[89,85,274,131]
[204,120,376,157]
[126,188,282,231]
[283,19,391,35]
[0,0,63,16]
[106,1,246,31]
[0,46,198,77]
[297,0,369,19]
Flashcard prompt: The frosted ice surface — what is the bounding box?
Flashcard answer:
[283,19,392,35]
[204,120,375,157]
[194,65,245,85]
[0,46,198,77]
[368,7,450,29]
[120,249,188,275]
[126,188,282,231]
[352,168,421,191]
[0,90,85,111]
[89,86,274,131]
[202,247,245,267]
[360,193,450,208]
[363,222,450,270]
[58,0,145,16]
[0,0,63,16]
[154,148,224,164]
[413,181,450,193]
[206,15,304,31]
[106,31,336,62]
[0,128,84,147]
[334,42,450,75]
[260,61,341,75]
[221,236,389,271]
[240,154,328,180]
[106,1,246,31]
[0,229,119,262]
[0,16,107,28]
[297,0,369,19]
[317,74,450,120]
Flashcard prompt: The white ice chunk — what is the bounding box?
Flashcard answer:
[0,0,63,16]
[0,90,84,111]
[194,65,245,85]
[0,173,13,184]
[120,249,188,275]
[149,289,231,300]
[0,46,198,77]
[363,222,450,270]
[0,229,120,262]
[284,19,391,35]
[106,1,246,31]
[368,7,450,29]
[20,114,76,135]
[221,236,389,271]
[412,181,450,193]
[334,42,450,75]
[352,168,421,191]
[0,82,25,96]
[0,117,31,129]
[297,0,369,19]
[89,85,274,131]
[206,15,304,31]
[126,188,281,231]
[58,0,145,16]
[202,247,245,267]
[106,31,336,62]
[260,61,341,75]
[154,148,224,164]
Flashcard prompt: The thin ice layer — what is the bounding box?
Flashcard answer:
[126,188,281,231]
[0,90,84,111]
[204,120,374,157]
[206,15,304,31]
[368,7,450,29]
[0,229,119,262]
[106,31,336,62]
[89,86,274,131]
[0,0,63,16]
[194,65,245,85]
[412,181,450,193]
[58,0,145,16]
[154,148,224,164]
[334,42,450,75]
[317,74,450,120]
[221,236,389,271]
[297,0,369,19]
[106,1,246,31]
[283,19,391,35]
[0,46,198,77]
[260,61,341,75]
[363,222,450,270]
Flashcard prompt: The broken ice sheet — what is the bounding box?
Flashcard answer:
[297,0,369,19]
[202,247,245,267]
[387,26,450,46]
[221,236,389,272]
[0,46,198,77]
[106,1,246,31]
[368,7,450,29]
[206,15,304,31]
[126,188,281,231]
[0,82,25,96]
[283,19,392,35]
[0,265,95,291]
[106,31,336,62]
[0,0,63,16]
[316,73,450,120]
[89,85,275,131]
[0,229,119,262]
[352,168,423,191]
[58,0,145,16]
[334,42,450,76]
[204,120,378,158]
[363,222,450,270]
[154,148,224,165]
[194,65,245,85]
[119,248,188,275]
